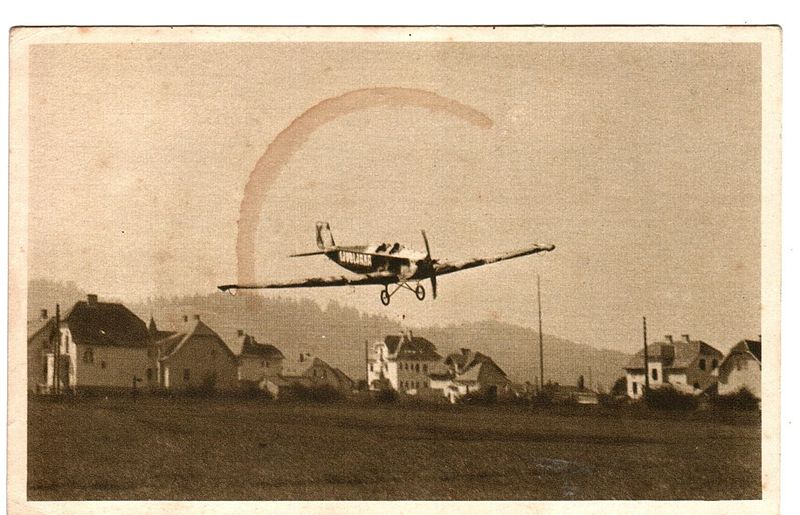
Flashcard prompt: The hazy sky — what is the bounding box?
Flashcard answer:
[28,42,761,354]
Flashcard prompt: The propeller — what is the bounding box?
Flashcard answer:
[421,230,437,299]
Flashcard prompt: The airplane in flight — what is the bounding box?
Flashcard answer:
[219,222,555,305]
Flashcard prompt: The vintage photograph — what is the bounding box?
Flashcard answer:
[8,26,781,510]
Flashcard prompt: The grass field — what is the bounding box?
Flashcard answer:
[27,396,761,500]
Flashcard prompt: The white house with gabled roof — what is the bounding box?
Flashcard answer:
[623,334,723,399]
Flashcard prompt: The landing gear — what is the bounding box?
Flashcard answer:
[379,282,427,305]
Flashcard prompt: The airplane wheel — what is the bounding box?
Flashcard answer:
[415,284,426,301]
[380,289,391,306]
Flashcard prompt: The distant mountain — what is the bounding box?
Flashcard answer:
[27,279,630,391]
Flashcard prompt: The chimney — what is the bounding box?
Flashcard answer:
[40,309,48,320]
[664,334,673,343]
[237,329,244,337]
[87,294,98,306]
[182,315,189,323]
[681,334,690,343]
[193,314,201,321]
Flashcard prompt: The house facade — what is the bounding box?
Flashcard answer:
[43,295,156,392]
[624,334,723,399]
[153,315,239,391]
[235,331,285,384]
[27,309,58,393]
[366,332,444,393]
[718,338,761,398]
[435,349,512,403]
[269,353,354,396]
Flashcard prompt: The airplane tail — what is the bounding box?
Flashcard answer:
[316,221,335,250]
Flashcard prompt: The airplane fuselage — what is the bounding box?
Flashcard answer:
[326,243,428,280]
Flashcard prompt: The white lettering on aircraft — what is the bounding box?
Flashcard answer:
[338,251,372,267]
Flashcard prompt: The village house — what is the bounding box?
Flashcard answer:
[433,348,512,403]
[624,334,724,399]
[27,309,58,393]
[366,332,445,393]
[152,315,239,391]
[234,330,285,384]
[28,295,156,393]
[267,352,354,397]
[717,338,762,398]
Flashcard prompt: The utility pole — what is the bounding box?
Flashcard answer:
[364,339,369,383]
[54,304,61,395]
[537,273,544,392]
[643,316,649,395]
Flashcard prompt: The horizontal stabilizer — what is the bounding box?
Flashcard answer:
[289,250,331,258]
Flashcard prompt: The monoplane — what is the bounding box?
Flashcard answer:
[219,222,555,305]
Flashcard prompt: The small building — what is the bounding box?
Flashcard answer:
[718,338,762,398]
[27,309,58,393]
[235,330,285,384]
[367,332,444,393]
[153,315,239,391]
[52,295,156,392]
[546,383,600,405]
[624,333,724,399]
[434,348,512,403]
[276,352,354,396]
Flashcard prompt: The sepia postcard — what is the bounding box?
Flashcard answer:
[7,26,781,514]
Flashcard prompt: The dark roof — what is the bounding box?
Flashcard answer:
[744,340,762,362]
[332,367,354,387]
[64,300,151,347]
[730,339,762,363]
[384,334,442,361]
[624,338,723,370]
[445,349,508,377]
[239,335,285,359]
[28,316,56,341]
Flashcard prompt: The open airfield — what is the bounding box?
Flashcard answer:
[28,396,761,500]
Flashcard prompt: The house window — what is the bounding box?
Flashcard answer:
[651,368,658,381]
[146,368,153,381]
[699,359,706,371]
[632,382,638,395]
[423,364,428,373]
[424,381,428,388]
[100,360,107,369]
[712,359,718,369]
[415,364,420,372]
[184,368,190,381]
[83,348,94,364]
[369,364,373,372]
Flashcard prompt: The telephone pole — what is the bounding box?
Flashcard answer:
[537,274,544,392]
[643,316,649,394]
[54,304,61,395]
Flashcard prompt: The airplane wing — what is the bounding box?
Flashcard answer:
[218,271,399,292]
[433,244,555,277]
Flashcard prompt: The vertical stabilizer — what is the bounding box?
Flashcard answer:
[316,222,335,249]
